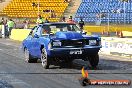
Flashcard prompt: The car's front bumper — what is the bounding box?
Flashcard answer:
[48,46,101,59]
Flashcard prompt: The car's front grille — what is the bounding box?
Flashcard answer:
[61,39,85,47]
[52,39,100,48]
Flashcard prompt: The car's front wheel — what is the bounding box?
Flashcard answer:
[24,48,37,63]
[41,48,49,69]
[88,54,99,68]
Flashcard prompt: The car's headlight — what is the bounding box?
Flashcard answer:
[53,41,61,46]
[89,40,97,45]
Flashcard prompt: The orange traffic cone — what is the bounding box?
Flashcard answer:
[106,31,110,36]
[116,31,120,37]
[120,31,124,38]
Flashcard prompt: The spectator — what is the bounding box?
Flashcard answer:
[5,19,7,25]
[64,0,68,2]
[50,10,56,18]
[64,0,71,2]
[24,19,30,29]
[62,16,66,22]
[0,0,2,3]
[67,16,75,23]
[4,19,8,38]
[111,9,117,13]
[0,18,5,25]
[43,10,51,13]
[78,18,85,32]
[7,19,15,37]
[36,15,45,24]
[96,13,106,18]
[32,2,37,7]
[117,8,124,13]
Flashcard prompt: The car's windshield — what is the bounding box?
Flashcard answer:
[42,24,80,34]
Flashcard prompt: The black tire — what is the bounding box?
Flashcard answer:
[24,48,37,63]
[88,54,99,68]
[41,48,49,69]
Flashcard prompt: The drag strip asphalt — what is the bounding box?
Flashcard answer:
[0,39,131,88]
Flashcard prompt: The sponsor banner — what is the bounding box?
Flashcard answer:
[79,67,131,86]
[101,37,132,56]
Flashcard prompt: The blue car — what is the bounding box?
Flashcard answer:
[22,23,101,69]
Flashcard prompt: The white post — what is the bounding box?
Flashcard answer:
[108,11,110,32]
[1,25,5,38]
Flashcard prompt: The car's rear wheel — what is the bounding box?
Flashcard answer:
[88,54,99,68]
[24,48,37,63]
[41,48,49,69]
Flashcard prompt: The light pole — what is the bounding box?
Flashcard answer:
[38,0,40,15]
[107,10,110,35]
[119,0,128,37]
[123,1,126,25]
[107,1,110,36]
[112,8,123,37]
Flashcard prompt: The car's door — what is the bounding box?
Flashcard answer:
[23,26,37,55]
[25,26,39,56]
[31,26,42,57]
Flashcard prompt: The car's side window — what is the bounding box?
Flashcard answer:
[29,26,38,36]
[34,27,42,36]
[42,26,51,35]
[50,26,59,34]
[33,26,38,34]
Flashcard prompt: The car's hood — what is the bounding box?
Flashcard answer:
[55,31,83,39]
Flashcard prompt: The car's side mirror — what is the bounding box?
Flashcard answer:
[80,31,87,35]
[34,34,39,38]
[82,32,87,35]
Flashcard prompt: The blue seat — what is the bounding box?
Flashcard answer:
[75,0,132,24]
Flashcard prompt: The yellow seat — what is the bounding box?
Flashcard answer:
[2,0,69,22]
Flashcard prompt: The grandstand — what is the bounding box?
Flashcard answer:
[75,0,132,24]
[0,0,132,25]
[0,0,131,36]
[0,0,69,22]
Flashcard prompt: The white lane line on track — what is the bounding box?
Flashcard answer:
[0,49,2,51]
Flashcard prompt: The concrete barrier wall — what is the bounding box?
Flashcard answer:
[10,29,31,41]
[101,37,132,57]
[84,26,132,32]
[10,29,132,58]
[122,31,132,37]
